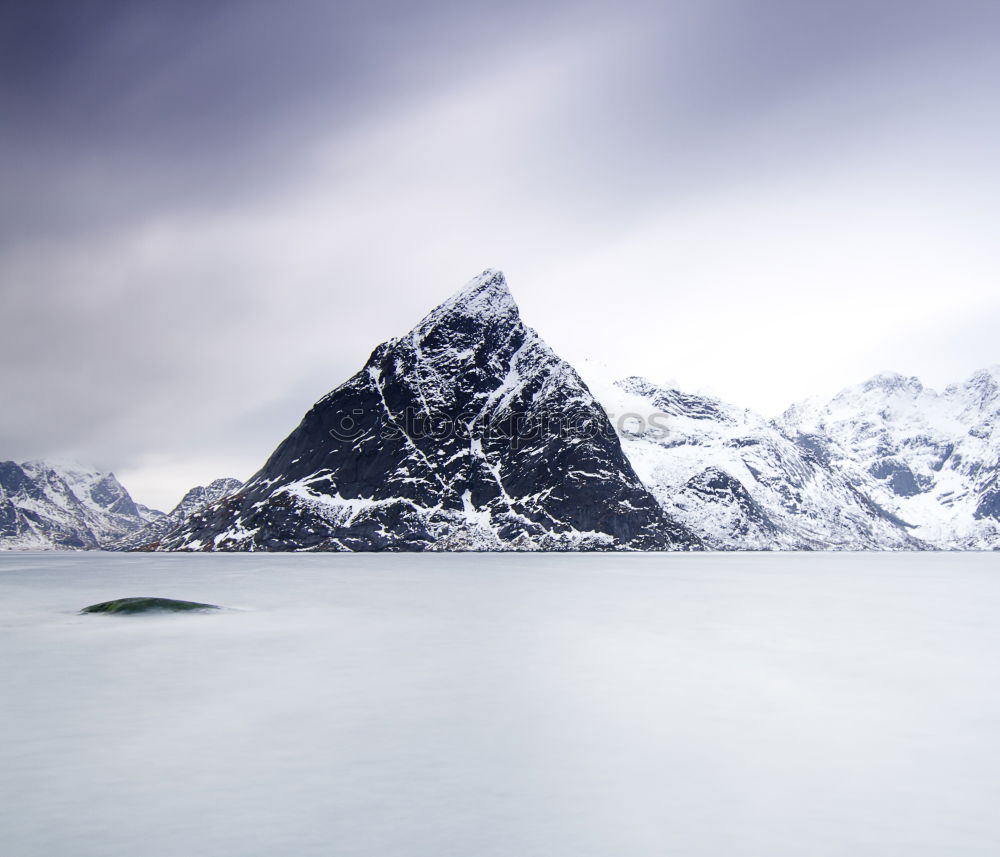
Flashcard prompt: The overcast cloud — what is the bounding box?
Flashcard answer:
[2,0,999,509]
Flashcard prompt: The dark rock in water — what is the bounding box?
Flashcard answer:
[80,597,220,615]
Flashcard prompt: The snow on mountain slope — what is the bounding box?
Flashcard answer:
[24,461,154,522]
[157,270,697,552]
[114,478,242,550]
[594,377,923,550]
[781,367,1000,548]
[135,504,163,524]
[0,461,158,550]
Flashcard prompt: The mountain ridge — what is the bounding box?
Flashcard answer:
[113,477,243,551]
[0,461,158,550]
[4,273,997,552]
[780,365,1000,548]
[595,376,925,550]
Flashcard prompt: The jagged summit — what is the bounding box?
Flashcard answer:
[113,477,242,550]
[954,366,1000,408]
[859,372,924,396]
[418,269,517,329]
[964,364,1000,381]
[314,269,522,416]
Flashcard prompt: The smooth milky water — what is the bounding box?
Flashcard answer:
[1,551,999,856]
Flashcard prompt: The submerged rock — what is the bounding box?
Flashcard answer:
[80,597,220,615]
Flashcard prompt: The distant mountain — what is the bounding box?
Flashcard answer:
[157,270,696,551]
[114,478,243,550]
[597,377,923,550]
[781,368,1000,549]
[0,461,161,550]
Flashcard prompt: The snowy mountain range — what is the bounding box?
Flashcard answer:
[0,462,241,551]
[597,377,922,550]
[780,369,1000,549]
[3,270,998,551]
[0,461,161,549]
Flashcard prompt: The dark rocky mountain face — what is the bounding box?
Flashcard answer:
[158,270,697,551]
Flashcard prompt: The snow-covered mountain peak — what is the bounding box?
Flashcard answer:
[778,364,1000,547]
[1,459,157,550]
[783,371,942,438]
[155,270,694,551]
[19,459,142,519]
[860,372,924,397]
[601,377,920,550]
[414,269,517,337]
[949,366,1000,413]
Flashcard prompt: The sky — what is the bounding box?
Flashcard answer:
[2,0,999,510]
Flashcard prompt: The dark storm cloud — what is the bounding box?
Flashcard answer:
[2,0,999,506]
[0,0,556,242]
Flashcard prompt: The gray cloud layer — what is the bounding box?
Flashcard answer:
[2,0,999,507]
